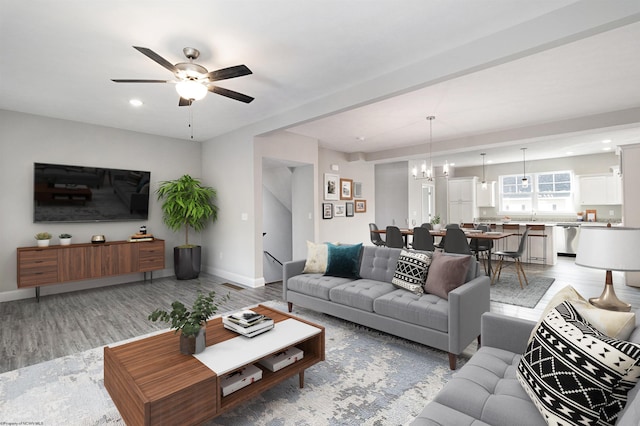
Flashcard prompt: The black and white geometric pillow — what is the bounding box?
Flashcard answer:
[517,301,640,426]
[391,250,432,295]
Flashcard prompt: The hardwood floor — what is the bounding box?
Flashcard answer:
[2,256,640,374]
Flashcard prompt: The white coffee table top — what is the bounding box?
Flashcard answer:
[194,318,321,375]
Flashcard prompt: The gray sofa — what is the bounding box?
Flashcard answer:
[412,312,640,425]
[283,245,491,369]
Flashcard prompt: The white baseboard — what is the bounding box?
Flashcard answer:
[203,265,265,288]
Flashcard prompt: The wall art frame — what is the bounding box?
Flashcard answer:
[324,173,339,201]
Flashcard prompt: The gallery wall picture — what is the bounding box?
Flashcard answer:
[353,182,363,198]
[354,199,367,213]
[324,173,339,201]
[334,204,346,217]
[346,202,354,217]
[340,178,353,200]
[322,202,333,219]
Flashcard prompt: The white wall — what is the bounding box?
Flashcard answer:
[374,162,408,230]
[0,110,201,301]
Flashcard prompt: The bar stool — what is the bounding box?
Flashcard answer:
[526,224,547,265]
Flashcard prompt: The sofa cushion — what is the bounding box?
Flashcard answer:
[517,301,640,426]
[424,252,472,300]
[359,245,402,283]
[286,273,353,300]
[329,279,395,312]
[531,285,636,341]
[325,243,362,279]
[391,250,431,295]
[423,346,545,426]
[373,289,449,332]
[302,241,329,274]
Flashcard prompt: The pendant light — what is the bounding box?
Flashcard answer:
[521,147,529,188]
[412,116,436,181]
[480,153,487,190]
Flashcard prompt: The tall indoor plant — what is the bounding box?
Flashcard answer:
[156,174,219,279]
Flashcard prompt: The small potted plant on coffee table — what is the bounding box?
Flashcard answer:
[148,291,229,355]
[35,232,52,247]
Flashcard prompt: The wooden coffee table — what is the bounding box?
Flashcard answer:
[104,305,325,426]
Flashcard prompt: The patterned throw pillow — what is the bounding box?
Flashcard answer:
[302,241,329,274]
[391,250,432,295]
[517,301,640,426]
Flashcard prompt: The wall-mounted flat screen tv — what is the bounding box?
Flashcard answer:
[34,162,151,223]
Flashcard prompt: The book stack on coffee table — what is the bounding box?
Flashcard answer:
[223,309,274,337]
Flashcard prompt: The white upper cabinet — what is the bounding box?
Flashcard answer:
[579,174,622,205]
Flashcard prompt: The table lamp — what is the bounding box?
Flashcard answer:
[575,226,640,312]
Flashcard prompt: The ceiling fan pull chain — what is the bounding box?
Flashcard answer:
[189,102,194,140]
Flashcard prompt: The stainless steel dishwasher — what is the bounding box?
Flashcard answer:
[555,223,581,256]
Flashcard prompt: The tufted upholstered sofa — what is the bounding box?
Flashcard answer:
[283,245,491,369]
[411,311,640,425]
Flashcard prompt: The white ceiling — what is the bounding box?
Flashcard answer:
[1,1,640,168]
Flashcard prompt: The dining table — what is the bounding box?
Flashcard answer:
[373,228,515,277]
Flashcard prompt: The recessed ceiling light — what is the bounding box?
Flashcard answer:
[566,151,574,155]
[449,162,455,167]
[356,136,365,141]
[603,146,612,151]
[486,160,493,164]
[602,139,612,143]
[129,99,143,107]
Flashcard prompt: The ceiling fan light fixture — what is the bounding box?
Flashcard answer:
[176,80,207,101]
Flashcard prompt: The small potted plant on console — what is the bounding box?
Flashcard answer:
[58,233,72,245]
[35,232,52,247]
[148,290,229,355]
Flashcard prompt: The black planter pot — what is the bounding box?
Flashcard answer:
[179,327,206,355]
[174,246,202,280]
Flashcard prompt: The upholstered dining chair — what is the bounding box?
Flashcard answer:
[411,226,435,251]
[369,223,385,246]
[492,227,530,288]
[435,223,460,250]
[385,226,405,248]
[443,228,471,255]
[420,223,433,230]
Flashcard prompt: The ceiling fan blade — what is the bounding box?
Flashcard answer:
[111,79,169,83]
[207,65,252,81]
[133,46,178,74]
[210,86,254,103]
[178,97,192,107]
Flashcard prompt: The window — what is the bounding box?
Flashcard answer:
[499,171,574,214]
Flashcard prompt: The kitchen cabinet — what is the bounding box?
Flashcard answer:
[579,174,621,205]
[476,181,496,207]
[448,177,478,224]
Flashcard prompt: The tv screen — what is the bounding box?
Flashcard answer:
[34,162,151,223]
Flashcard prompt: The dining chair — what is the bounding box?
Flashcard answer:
[420,223,433,230]
[411,226,435,251]
[471,224,493,274]
[385,226,405,248]
[492,227,530,288]
[435,223,460,250]
[443,228,471,255]
[369,223,385,246]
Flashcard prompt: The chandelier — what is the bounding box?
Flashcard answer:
[412,116,436,181]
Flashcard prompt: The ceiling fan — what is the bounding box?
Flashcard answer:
[112,46,254,105]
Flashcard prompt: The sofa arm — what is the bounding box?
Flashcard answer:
[282,259,306,299]
[481,312,536,354]
[447,274,490,354]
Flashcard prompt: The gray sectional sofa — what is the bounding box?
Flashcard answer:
[283,245,491,369]
[412,312,640,426]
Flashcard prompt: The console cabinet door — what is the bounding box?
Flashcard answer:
[57,246,105,281]
[102,244,137,276]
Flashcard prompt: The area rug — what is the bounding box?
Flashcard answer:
[490,274,555,308]
[0,301,463,426]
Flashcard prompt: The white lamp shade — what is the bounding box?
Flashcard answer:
[575,227,640,271]
[176,80,208,101]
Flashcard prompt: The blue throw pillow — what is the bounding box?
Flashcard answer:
[325,243,362,279]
